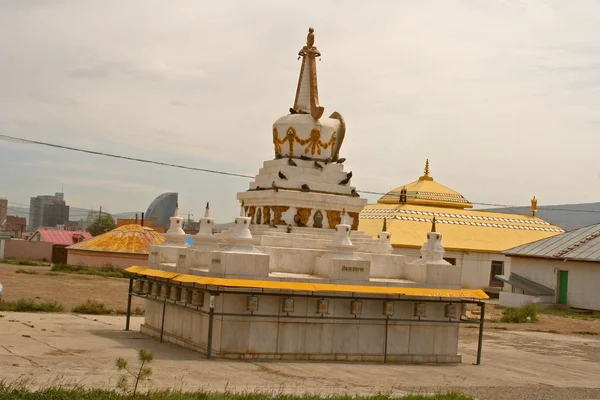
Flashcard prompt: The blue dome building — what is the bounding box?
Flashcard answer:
[145,192,178,228]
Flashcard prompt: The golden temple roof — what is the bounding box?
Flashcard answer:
[68,224,165,254]
[359,203,564,253]
[378,160,472,209]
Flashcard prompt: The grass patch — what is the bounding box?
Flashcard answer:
[72,299,144,316]
[0,384,474,400]
[539,306,600,320]
[44,271,61,276]
[500,303,539,323]
[0,298,64,312]
[573,331,599,336]
[1,259,49,266]
[15,269,40,275]
[51,264,127,278]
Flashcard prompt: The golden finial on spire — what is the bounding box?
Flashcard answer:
[307,27,315,46]
[383,217,387,232]
[419,159,433,181]
[293,27,324,120]
[431,216,436,232]
[531,196,538,217]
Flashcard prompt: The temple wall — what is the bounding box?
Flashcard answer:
[0,240,53,261]
[67,250,148,269]
[140,290,461,363]
[394,247,511,290]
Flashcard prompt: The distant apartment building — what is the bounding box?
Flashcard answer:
[0,198,7,227]
[42,202,70,227]
[28,192,67,230]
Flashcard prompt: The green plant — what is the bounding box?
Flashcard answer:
[15,269,40,275]
[573,331,599,336]
[0,299,64,312]
[500,303,539,323]
[51,264,126,278]
[116,348,154,396]
[72,299,111,315]
[1,259,49,267]
[87,214,116,236]
[539,306,600,320]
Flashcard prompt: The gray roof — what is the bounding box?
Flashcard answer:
[504,223,600,262]
[494,273,555,296]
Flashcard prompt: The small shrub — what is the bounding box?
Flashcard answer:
[0,299,64,312]
[15,269,39,275]
[51,264,126,278]
[116,348,154,396]
[501,303,539,323]
[44,272,61,276]
[573,331,599,336]
[72,299,111,315]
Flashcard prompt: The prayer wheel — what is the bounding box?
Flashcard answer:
[170,286,182,302]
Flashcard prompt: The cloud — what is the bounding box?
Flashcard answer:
[52,176,157,192]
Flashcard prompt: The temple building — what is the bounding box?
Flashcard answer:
[359,162,564,291]
[124,28,488,364]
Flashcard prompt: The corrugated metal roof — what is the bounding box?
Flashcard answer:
[495,273,555,296]
[504,223,600,262]
[33,229,92,245]
[125,266,489,299]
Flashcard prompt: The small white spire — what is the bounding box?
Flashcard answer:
[240,201,245,217]
[174,203,180,218]
[340,208,348,225]
[204,202,210,218]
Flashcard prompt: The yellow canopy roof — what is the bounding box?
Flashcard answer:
[68,224,165,254]
[125,266,488,299]
[378,160,472,209]
[359,203,564,252]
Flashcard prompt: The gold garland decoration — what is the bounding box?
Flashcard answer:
[273,126,336,157]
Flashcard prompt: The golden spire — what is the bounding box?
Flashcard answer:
[431,216,436,232]
[419,159,433,181]
[531,196,538,217]
[293,27,324,120]
[382,217,387,232]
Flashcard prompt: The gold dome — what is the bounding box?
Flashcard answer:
[378,160,472,209]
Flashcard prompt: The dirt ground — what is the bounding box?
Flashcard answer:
[0,263,144,312]
[2,262,600,399]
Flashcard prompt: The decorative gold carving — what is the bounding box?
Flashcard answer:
[272,126,336,158]
[263,206,271,225]
[294,208,312,227]
[313,210,324,228]
[272,206,289,225]
[531,196,538,217]
[245,206,256,224]
[348,211,359,231]
[329,111,345,161]
[326,210,341,229]
[256,208,262,225]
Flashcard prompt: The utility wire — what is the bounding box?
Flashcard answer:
[2,133,600,214]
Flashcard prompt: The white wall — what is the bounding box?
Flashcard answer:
[394,247,511,290]
[499,292,555,308]
[509,256,600,311]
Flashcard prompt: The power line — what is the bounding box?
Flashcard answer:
[2,133,600,214]
[0,134,254,179]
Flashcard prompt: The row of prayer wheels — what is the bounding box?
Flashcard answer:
[132,279,204,307]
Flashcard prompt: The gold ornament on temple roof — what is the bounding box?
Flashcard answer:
[419,159,433,181]
[531,196,538,216]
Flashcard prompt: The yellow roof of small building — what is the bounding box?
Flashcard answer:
[360,160,563,252]
[67,224,165,254]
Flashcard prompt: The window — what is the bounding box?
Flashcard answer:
[444,257,456,265]
[490,261,504,287]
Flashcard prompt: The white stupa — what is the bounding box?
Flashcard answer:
[132,28,487,365]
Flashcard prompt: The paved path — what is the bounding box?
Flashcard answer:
[1,312,599,399]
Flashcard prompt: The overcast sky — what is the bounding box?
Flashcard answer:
[1,0,599,223]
